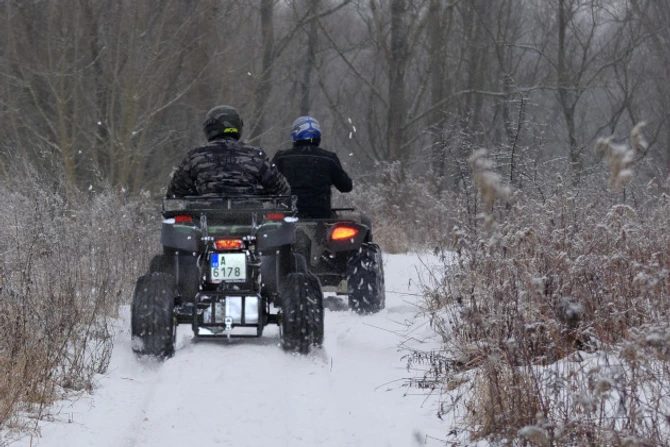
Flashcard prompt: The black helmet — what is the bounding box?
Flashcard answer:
[203,105,243,141]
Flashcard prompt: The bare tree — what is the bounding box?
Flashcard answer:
[631,0,670,173]
[300,0,321,115]
[427,0,452,178]
[0,0,667,191]
[387,0,409,163]
[250,0,275,146]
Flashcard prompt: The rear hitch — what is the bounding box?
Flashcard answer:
[225,316,233,339]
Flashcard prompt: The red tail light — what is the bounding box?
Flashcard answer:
[265,212,285,221]
[174,214,193,224]
[214,239,243,251]
[330,225,359,241]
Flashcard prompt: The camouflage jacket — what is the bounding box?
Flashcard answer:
[166,138,290,198]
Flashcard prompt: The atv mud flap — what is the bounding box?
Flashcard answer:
[257,221,296,253]
[185,292,264,337]
[321,280,350,311]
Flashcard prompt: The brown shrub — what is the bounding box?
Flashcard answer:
[467,358,544,440]
[422,130,670,445]
[0,167,156,442]
[341,161,456,253]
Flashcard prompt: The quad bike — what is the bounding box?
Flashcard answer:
[131,195,324,358]
[294,208,385,314]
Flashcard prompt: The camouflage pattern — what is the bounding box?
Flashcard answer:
[166,137,290,198]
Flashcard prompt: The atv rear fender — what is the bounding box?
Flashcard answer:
[258,221,296,298]
[160,222,202,252]
[257,221,296,254]
[160,219,296,254]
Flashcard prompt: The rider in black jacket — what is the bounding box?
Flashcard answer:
[272,116,352,218]
[167,105,290,198]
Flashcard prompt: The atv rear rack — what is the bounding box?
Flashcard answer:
[163,195,297,217]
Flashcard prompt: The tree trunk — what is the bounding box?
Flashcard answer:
[557,0,581,182]
[428,0,447,177]
[300,0,320,115]
[250,0,274,146]
[387,0,408,163]
[81,0,110,181]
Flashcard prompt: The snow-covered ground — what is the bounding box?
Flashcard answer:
[9,254,449,447]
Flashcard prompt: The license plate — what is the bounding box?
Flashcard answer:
[210,253,246,282]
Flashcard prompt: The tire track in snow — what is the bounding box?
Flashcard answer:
[8,254,449,447]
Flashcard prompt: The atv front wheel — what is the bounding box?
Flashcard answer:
[347,243,385,314]
[131,272,177,358]
[280,272,324,354]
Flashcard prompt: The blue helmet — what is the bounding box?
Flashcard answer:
[291,116,321,143]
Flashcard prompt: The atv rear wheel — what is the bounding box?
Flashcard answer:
[280,272,324,354]
[131,272,177,358]
[308,272,324,346]
[347,243,385,314]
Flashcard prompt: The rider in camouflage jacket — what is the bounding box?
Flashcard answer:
[167,105,290,198]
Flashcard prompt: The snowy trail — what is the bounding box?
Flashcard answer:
[11,254,447,447]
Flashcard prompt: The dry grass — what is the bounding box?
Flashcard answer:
[420,127,670,445]
[0,165,155,443]
[466,360,544,440]
[342,161,456,253]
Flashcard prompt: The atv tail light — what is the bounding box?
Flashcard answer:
[214,239,243,251]
[265,212,285,221]
[174,214,193,224]
[330,225,359,241]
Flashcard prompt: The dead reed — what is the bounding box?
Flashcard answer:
[422,126,670,445]
[0,168,155,443]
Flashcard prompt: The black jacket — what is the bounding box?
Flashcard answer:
[167,137,290,198]
[272,144,352,218]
